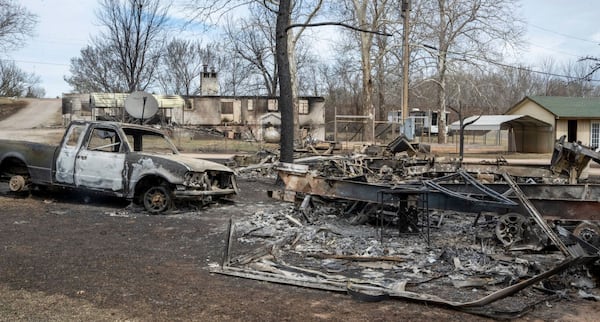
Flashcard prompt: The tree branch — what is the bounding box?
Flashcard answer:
[286,22,392,36]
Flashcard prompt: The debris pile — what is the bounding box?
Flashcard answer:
[211,200,600,319]
[206,135,600,318]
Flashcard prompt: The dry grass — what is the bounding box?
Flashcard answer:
[0,98,27,122]
[172,135,279,153]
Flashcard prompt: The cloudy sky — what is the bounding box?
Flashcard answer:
[520,0,600,64]
[6,0,600,98]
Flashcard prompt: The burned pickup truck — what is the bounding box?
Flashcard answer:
[0,121,238,213]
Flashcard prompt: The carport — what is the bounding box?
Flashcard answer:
[449,115,553,153]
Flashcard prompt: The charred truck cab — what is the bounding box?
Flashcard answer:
[0,121,238,213]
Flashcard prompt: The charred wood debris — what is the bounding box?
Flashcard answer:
[212,136,600,319]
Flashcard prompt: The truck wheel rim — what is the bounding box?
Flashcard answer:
[144,187,169,212]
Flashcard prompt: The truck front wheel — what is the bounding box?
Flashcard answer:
[142,185,172,214]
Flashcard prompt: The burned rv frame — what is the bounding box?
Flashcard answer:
[210,136,600,319]
[275,136,600,249]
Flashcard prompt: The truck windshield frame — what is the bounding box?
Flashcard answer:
[122,127,178,155]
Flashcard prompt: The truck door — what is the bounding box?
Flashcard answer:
[74,127,126,192]
[55,123,87,184]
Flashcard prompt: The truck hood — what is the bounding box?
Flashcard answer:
[141,153,235,173]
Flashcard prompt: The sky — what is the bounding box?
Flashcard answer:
[8,0,99,98]
[519,0,600,67]
[5,0,600,98]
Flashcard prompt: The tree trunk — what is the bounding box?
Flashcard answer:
[436,1,447,144]
[359,25,374,143]
[437,57,447,144]
[438,75,446,144]
[288,33,301,146]
[377,55,386,121]
[276,0,294,163]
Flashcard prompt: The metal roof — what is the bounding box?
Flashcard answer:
[153,95,185,109]
[524,96,600,118]
[90,93,127,108]
[90,93,185,109]
[449,115,551,131]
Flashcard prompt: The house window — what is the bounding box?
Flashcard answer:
[591,122,600,149]
[248,100,254,111]
[299,100,309,114]
[430,112,438,127]
[268,99,278,111]
[221,101,233,114]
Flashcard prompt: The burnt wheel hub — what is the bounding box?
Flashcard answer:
[495,213,527,247]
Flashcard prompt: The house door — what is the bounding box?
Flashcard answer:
[568,120,577,142]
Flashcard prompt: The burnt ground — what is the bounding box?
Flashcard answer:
[1,177,600,321]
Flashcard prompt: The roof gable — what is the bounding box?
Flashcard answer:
[526,96,600,118]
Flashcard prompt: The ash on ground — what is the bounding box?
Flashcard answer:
[228,199,599,313]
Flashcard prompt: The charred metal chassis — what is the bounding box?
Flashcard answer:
[277,163,515,213]
[435,181,600,221]
[276,163,600,222]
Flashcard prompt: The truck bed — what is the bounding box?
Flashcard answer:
[0,139,57,184]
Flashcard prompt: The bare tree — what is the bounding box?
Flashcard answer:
[0,59,43,97]
[412,0,524,143]
[219,50,254,95]
[157,39,221,95]
[318,57,362,138]
[295,49,320,95]
[0,0,37,52]
[221,0,323,140]
[24,84,45,98]
[285,0,323,142]
[558,60,596,97]
[332,0,393,142]
[580,56,600,82]
[65,43,128,93]
[186,0,324,161]
[222,8,278,95]
[409,60,600,121]
[0,1,42,96]
[69,0,169,93]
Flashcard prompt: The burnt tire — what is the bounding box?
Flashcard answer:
[573,222,600,247]
[142,184,172,214]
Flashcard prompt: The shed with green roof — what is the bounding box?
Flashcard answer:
[506,96,600,152]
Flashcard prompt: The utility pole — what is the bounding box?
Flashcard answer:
[401,0,410,124]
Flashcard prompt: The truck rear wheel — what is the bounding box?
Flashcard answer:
[8,175,27,192]
[142,184,172,214]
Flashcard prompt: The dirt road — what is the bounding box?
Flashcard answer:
[0,98,61,130]
[0,98,64,142]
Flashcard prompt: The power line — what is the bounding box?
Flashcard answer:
[0,58,69,67]
[474,56,600,82]
[528,23,600,44]
[31,38,88,47]
[527,41,586,59]
[416,43,600,82]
